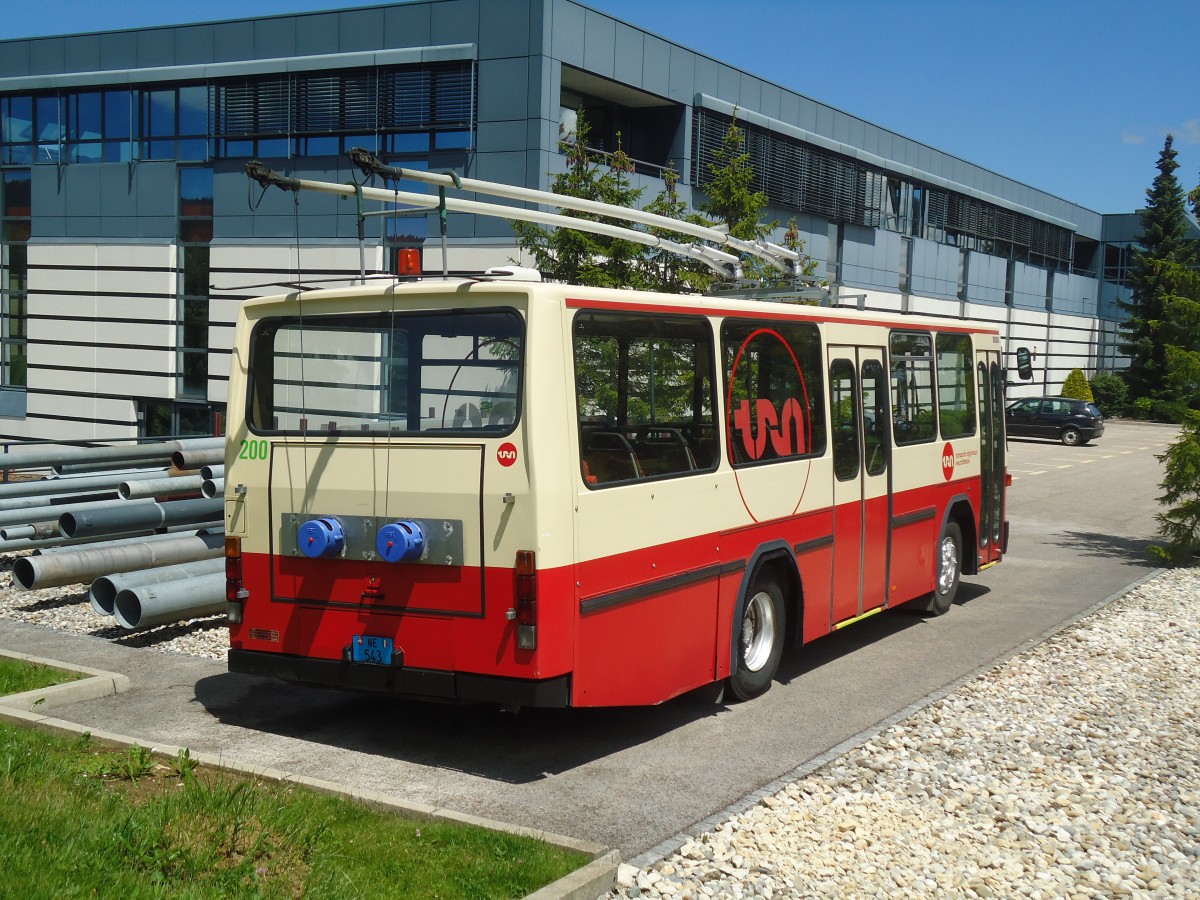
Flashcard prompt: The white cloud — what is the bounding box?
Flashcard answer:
[1122,130,1147,144]
[1178,119,1200,145]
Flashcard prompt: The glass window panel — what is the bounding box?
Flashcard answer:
[2,96,34,143]
[937,333,977,439]
[721,319,825,466]
[179,349,208,398]
[104,90,131,138]
[3,222,31,242]
[298,135,339,156]
[180,245,210,296]
[179,220,214,243]
[5,345,27,388]
[830,358,859,481]
[574,312,717,483]
[223,139,253,157]
[145,89,176,137]
[177,86,208,135]
[256,137,289,158]
[890,331,936,445]
[177,138,208,161]
[248,309,523,436]
[2,172,32,218]
[68,92,102,141]
[388,131,429,154]
[103,140,133,163]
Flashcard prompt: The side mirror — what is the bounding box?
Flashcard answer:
[1015,347,1033,381]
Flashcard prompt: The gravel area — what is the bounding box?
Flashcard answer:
[0,551,229,660]
[609,568,1200,899]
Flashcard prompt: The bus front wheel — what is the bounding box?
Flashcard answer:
[922,521,962,616]
[728,573,786,701]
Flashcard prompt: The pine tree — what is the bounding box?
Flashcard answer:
[1118,135,1198,409]
[696,113,770,242]
[511,112,647,289]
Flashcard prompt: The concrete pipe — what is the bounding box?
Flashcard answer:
[32,528,211,556]
[11,531,224,591]
[0,496,154,529]
[170,446,225,471]
[90,557,224,616]
[113,572,226,630]
[118,474,206,501]
[0,469,156,500]
[201,477,224,499]
[0,437,225,475]
[60,497,222,540]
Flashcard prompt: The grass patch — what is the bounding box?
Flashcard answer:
[0,722,589,898]
[0,655,86,696]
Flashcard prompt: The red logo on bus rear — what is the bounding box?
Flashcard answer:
[941,442,955,481]
[497,442,518,467]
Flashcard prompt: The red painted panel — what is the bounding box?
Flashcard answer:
[572,579,718,707]
[272,554,483,615]
[233,553,576,679]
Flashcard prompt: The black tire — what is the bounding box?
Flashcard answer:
[1060,427,1081,446]
[727,572,786,701]
[918,521,962,616]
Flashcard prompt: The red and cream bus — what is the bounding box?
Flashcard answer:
[222,275,1007,707]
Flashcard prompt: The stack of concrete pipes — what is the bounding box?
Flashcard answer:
[2,436,229,631]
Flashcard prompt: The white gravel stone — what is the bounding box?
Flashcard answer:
[605,568,1200,899]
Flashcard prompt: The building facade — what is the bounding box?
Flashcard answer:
[0,0,1152,441]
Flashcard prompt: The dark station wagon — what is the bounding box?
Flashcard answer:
[1006,396,1105,446]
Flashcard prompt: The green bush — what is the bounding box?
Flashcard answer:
[1149,413,1200,566]
[1089,371,1128,415]
[1061,368,1094,402]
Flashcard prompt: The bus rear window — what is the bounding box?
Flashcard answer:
[246,308,523,435]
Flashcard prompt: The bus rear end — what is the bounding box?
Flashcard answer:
[223,282,572,706]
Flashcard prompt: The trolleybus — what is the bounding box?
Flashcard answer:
[223,275,1008,707]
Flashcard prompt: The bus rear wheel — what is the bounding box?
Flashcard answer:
[728,572,786,701]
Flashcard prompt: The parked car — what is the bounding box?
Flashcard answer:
[1005,396,1104,446]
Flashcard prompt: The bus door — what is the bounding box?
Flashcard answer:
[976,350,1006,565]
[828,346,890,625]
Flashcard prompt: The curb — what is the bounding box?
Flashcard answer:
[0,653,618,900]
[0,647,130,711]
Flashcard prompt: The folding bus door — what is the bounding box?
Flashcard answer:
[828,346,890,626]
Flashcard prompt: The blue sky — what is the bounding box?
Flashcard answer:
[2,0,1197,215]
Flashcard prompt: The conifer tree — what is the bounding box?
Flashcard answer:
[1118,135,1198,410]
[1060,368,1094,402]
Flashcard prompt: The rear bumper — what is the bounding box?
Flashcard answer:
[228,648,571,708]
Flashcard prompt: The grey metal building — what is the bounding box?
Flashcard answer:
[0,0,1147,441]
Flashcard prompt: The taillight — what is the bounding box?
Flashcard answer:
[514,549,537,650]
[225,536,248,624]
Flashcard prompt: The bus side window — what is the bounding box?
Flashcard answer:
[573,311,717,487]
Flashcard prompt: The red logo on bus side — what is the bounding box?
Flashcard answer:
[941,442,955,481]
[497,442,518,467]
[732,397,809,460]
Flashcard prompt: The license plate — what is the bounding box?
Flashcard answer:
[351,635,393,666]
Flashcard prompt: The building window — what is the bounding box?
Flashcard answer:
[0,61,474,166]
[1,170,30,389]
[692,108,1076,273]
[140,398,223,437]
[178,167,212,399]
